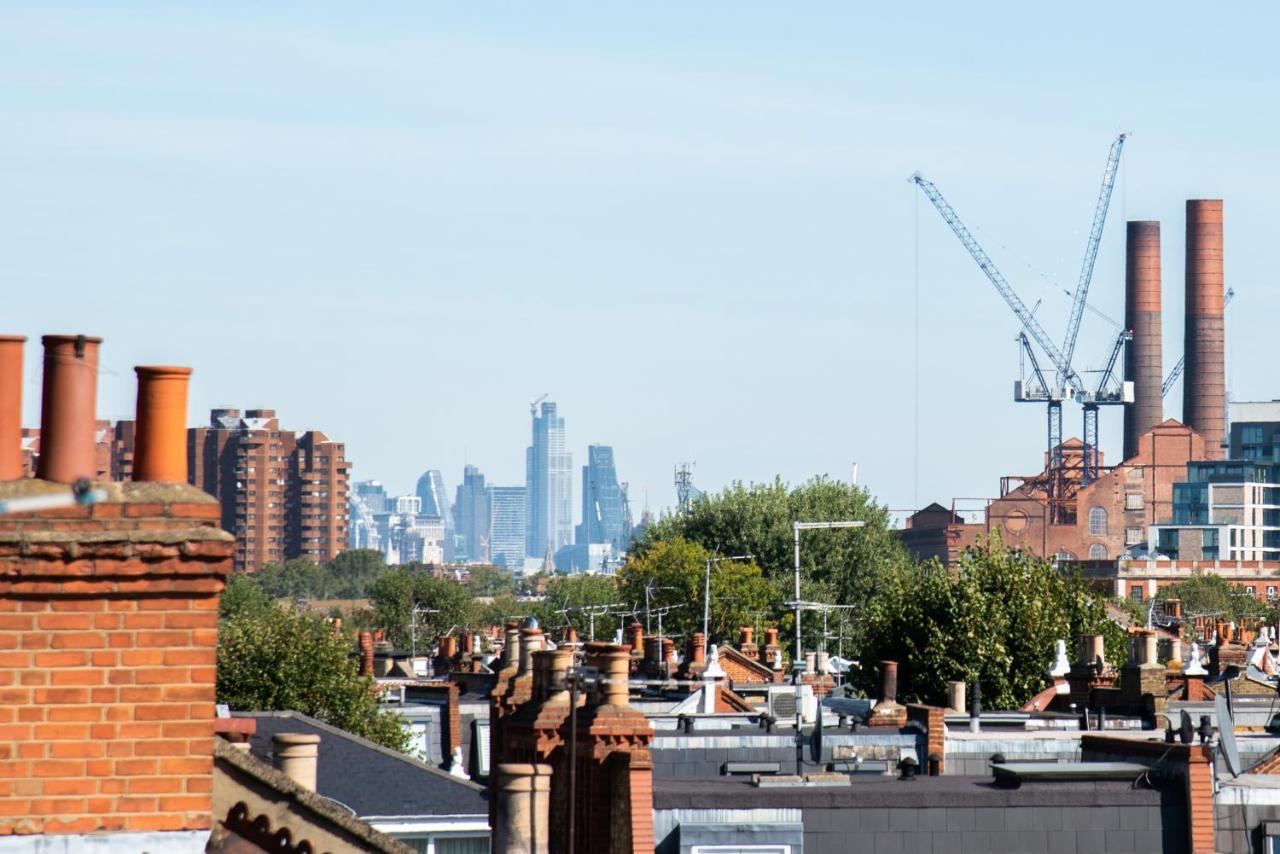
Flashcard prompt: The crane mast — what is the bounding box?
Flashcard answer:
[1060,134,1126,390]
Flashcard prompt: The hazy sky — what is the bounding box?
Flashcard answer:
[4,3,1274,520]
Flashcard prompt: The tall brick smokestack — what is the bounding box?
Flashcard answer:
[1123,221,1163,460]
[1183,200,1226,459]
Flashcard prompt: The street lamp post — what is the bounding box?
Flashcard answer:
[790,520,865,774]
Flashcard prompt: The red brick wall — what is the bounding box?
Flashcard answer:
[0,483,232,837]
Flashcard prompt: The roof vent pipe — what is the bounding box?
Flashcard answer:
[0,336,25,480]
[131,366,192,483]
[36,335,102,484]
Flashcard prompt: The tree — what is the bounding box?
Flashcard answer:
[533,574,625,642]
[217,601,409,751]
[219,572,275,620]
[467,565,517,598]
[853,535,1124,709]
[327,549,388,598]
[632,477,914,649]
[1157,571,1269,635]
[369,568,476,648]
[255,558,329,600]
[617,538,779,646]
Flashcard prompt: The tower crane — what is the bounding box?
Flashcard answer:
[911,134,1129,522]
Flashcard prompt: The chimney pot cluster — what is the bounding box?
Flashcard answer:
[1,333,193,485]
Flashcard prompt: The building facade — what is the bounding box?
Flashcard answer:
[525,400,572,560]
[188,408,350,571]
[1228,400,1280,461]
[1151,459,1280,562]
[487,485,526,569]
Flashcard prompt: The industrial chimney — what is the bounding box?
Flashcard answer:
[1183,200,1225,459]
[1123,221,1163,461]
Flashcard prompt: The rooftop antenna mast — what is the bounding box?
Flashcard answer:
[675,462,696,516]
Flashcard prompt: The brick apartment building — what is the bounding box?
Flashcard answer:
[188,408,349,571]
[22,419,135,482]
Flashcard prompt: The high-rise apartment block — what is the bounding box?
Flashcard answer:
[526,400,572,561]
[188,408,350,571]
[487,485,527,569]
[453,464,490,563]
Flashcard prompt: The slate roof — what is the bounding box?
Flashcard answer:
[236,710,488,819]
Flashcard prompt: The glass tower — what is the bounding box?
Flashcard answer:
[452,465,489,564]
[487,486,527,569]
[576,445,632,556]
[525,401,573,560]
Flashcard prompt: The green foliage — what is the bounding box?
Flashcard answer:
[254,550,388,601]
[467,565,517,598]
[532,574,625,642]
[617,538,779,646]
[1157,571,1270,635]
[217,603,409,751]
[632,476,914,649]
[220,571,276,620]
[369,568,476,648]
[853,535,1123,709]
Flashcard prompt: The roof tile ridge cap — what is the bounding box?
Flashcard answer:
[266,709,487,791]
[214,741,415,853]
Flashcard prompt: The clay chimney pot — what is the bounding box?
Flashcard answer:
[132,366,192,483]
[272,732,321,791]
[0,336,24,480]
[36,335,102,484]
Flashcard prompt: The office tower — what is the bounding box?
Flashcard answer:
[576,445,632,556]
[416,469,452,523]
[525,400,573,560]
[453,464,490,563]
[188,408,350,571]
[353,480,390,515]
[487,486,527,569]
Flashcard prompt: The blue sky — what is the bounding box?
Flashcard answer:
[3,3,1274,519]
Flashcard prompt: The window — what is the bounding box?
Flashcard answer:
[1269,586,1277,601]
[1089,507,1108,536]
[1130,586,1144,602]
[1126,527,1145,546]
[1125,493,1144,511]
[1055,550,1077,562]
[1089,544,1108,560]
[1247,586,1256,596]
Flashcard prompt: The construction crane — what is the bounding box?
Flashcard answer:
[912,133,1128,521]
[1163,288,1235,397]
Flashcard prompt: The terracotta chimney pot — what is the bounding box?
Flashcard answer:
[36,335,102,484]
[740,626,754,646]
[131,366,192,483]
[273,732,321,791]
[358,631,374,677]
[880,660,899,703]
[0,336,24,480]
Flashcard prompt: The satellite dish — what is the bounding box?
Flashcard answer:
[1215,692,1242,777]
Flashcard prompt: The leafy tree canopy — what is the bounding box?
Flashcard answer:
[369,568,476,649]
[467,564,517,598]
[531,574,625,642]
[854,535,1124,709]
[1156,571,1271,634]
[254,549,388,601]
[617,537,779,647]
[217,594,408,751]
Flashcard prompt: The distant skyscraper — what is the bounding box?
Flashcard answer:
[353,480,389,515]
[575,445,632,556]
[416,469,452,524]
[487,486,527,569]
[453,465,490,564]
[526,401,573,560]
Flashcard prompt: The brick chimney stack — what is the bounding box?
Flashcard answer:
[0,336,234,841]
